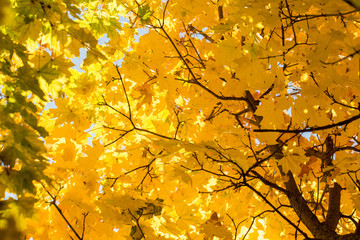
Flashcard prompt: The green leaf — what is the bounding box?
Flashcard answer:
[37,61,61,84]
[0,32,28,64]
[138,4,153,24]
[17,66,45,100]
[0,147,17,168]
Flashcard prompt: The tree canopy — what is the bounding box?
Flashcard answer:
[2,0,360,239]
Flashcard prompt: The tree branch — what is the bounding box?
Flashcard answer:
[325,183,342,232]
[254,114,360,133]
[41,184,83,240]
[283,171,337,239]
[245,182,309,238]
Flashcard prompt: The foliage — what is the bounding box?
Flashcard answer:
[2,0,360,239]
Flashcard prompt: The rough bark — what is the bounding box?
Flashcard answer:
[325,182,342,231]
[283,172,360,240]
[284,171,337,239]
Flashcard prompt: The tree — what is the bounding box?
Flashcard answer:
[2,0,360,239]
